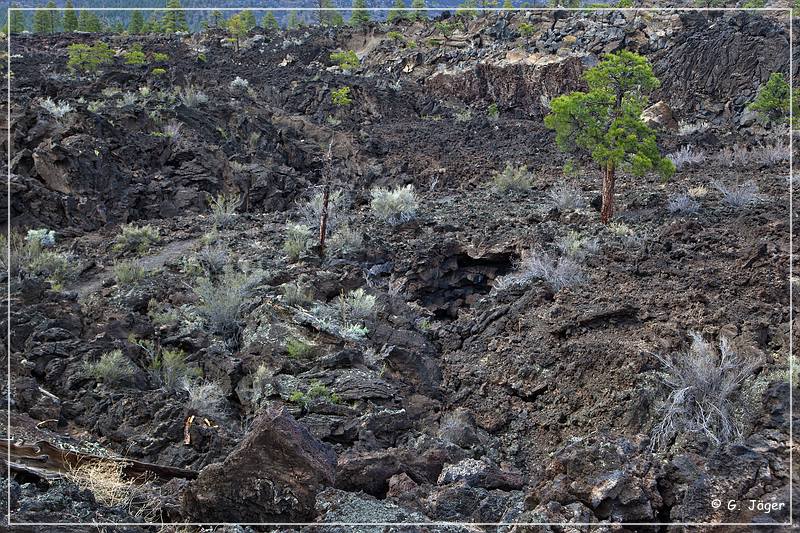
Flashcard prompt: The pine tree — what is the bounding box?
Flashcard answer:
[33,1,60,34]
[411,0,426,19]
[141,14,162,33]
[78,10,102,32]
[748,72,790,124]
[163,0,188,34]
[288,11,300,28]
[77,9,88,31]
[456,0,478,18]
[503,0,513,8]
[544,51,674,223]
[47,1,61,33]
[63,0,78,32]
[227,13,246,52]
[241,10,257,30]
[129,11,144,33]
[10,5,27,33]
[262,12,280,30]
[388,0,407,22]
[351,0,371,25]
[330,10,345,26]
[318,0,343,26]
[210,10,223,28]
[33,8,46,33]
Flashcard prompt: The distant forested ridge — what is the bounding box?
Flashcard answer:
[2,0,526,33]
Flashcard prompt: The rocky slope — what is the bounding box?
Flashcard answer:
[2,9,796,531]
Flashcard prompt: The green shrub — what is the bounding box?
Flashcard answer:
[328,226,363,256]
[40,98,73,119]
[290,380,340,408]
[181,379,226,419]
[281,281,313,306]
[487,102,499,120]
[518,22,535,37]
[370,184,418,224]
[192,268,256,338]
[148,300,179,326]
[152,52,169,62]
[151,67,167,76]
[149,348,197,389]
[67,42,114,73]
[283,223,312,261]
[124,44,146,65]
[3,232,77,290]
[338,287,376,322]
[387,30,404,41]
[177,85,208,107]
[113,259,146,285]
[544,50,674,223]
[286,337,313,359]
[84,350,136,386]
[329,50,359,70]
[454,108,472,122]
[492,163,533,192]
[196,244,228,277]
[435,21,457,37]
[331,86,353,107]
[112,224,159,255]
[563,160,578,177]
[26,228,56,247]
[208,192,241,228]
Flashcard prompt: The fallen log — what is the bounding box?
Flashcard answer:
[0,439,198,482]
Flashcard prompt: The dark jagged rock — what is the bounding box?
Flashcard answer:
[182,404,336,522]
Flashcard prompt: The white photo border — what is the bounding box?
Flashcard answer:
[5,5,794,527]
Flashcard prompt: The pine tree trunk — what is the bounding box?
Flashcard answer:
[600,161,615,224]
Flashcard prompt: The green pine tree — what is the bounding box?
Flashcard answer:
[411,0,427,19]
[241,10,257,30]
[456,0,478,18]
[503,0,513,8]
[77,9,88,31]
[544,50,674,223]
[129,11,144,33]
[63,0,78,32]
[388,0,407,22]
[318,0,343,26]
[163,0,188,33]
[33,8,47,33]
[210,10,223,28]
[10,5,27,33]
[141,14,162,33]
[49,1,61,32]
[227,13,247,51]
[747,72,790,124]
[351,0,371,25]
[78,10,102,32]
[262,12,280,30]
[288,11,300,28]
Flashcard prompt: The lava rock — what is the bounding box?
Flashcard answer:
[182,404,336,522]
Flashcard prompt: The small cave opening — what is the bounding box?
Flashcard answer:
[415,250,516,319]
